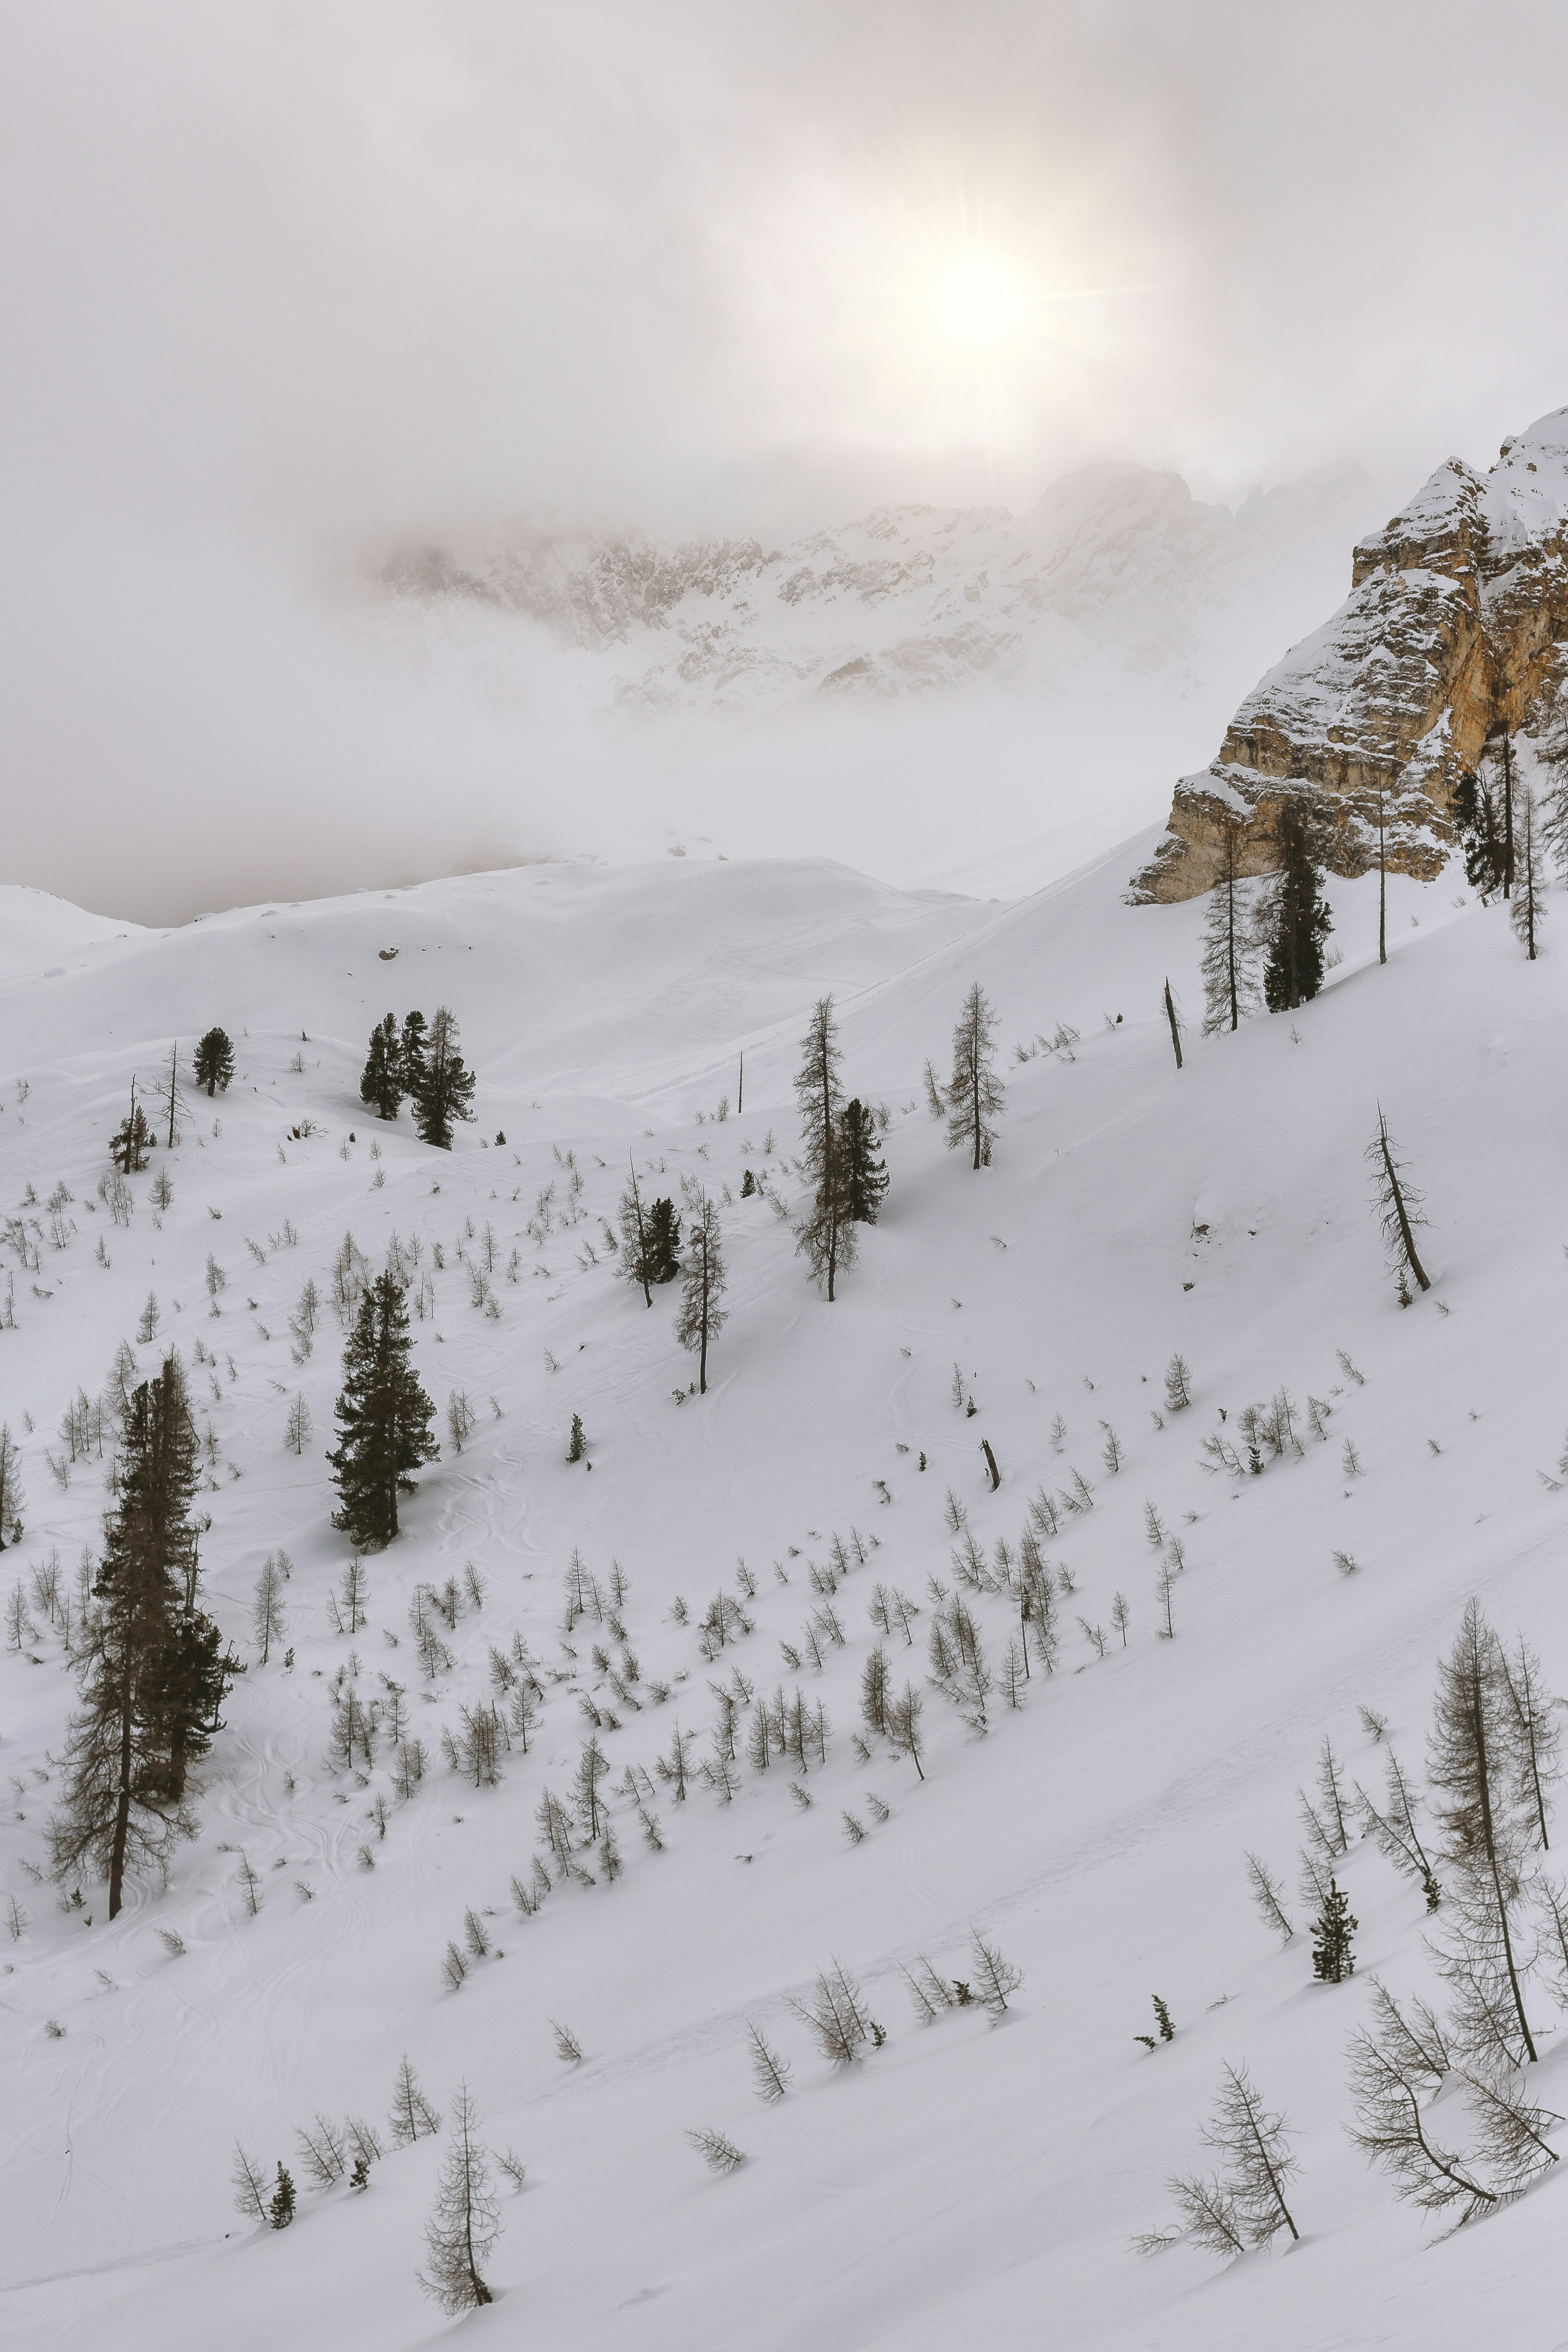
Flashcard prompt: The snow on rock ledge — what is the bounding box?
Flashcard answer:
[1129,408,1568,902]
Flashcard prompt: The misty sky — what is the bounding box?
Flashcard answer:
[6,0,1568,922]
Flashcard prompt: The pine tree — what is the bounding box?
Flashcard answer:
[1311,1879,1357,1981]
[268,2163,296,2229]
[400,1010,429,1100]
[411,1006,476,1149]
[417,2084,499,2312]
[617,1159,655,1306]
[1261,798,1333,1011]
[49,1357,236,1916]
[327,1274,439,1549]
[1200,821,1262,1032]
[192,1028,235,1097]
[946,983,1004,1168]
[674,1196,728,1395]
[359,1014,405,1120]
[1511,781,1547,960]
[793,996,856,1300]
[643,1197,681,1283]
[1454,766,1506,895]
[839,1099,888,1223]
[109,1081,154,1174]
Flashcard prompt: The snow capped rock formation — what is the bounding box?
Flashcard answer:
[378,459,1372,717]
[1130,408,1568,903]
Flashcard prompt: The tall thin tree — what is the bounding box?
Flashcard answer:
[1200,820,1262,1032]
[793,996,855,1300]
[946,983,1004,1169]
[674,1195,728,1394]
[417,2084,499,2312]
[1511,781,1546,960]
[1261,798,1333,1012]
[616,1158,655,1307]
[1427,1601,1538,2064]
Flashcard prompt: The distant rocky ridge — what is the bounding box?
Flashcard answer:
[379,460,1372,717]
[1130,409,1568,903]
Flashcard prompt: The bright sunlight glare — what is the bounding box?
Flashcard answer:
[928,254,1032,348]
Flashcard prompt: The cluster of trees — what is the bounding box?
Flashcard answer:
[1199,799,1335,1035]
[1200,729,1562,1043]
[359,1008,476,1148]
[1214,1602,1566,2251]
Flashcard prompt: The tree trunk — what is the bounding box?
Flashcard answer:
[1379,1127,1430,1291]
[1469,1681,1537,2061]
[737,1052,743,1116]
[1503,732,1514,898]
[980,1438,1000,1491]
[1163,979,1182,1070]
[1377,801,1387,966]
[108,1655,133,1920]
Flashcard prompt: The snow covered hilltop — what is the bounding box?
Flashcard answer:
[1131,407,1568,902]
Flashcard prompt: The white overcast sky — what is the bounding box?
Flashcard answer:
[6,0,1568,916]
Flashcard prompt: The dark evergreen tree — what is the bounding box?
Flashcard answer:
[49,1357,235,1916]
[109,1081,154,1173]
[840,1099,888,1223]
[566,1414,586,1462]
[360,1014,405,1120]
[192,1027,235,1097]
[411,1005,476,1149]
[268,2164,296,2229]
[1454,769,1505,896]
[400,1010,429,1098]
[793,995,856,1299]
[328,1274,439,1549]
[1261,799,1333,1012]
[645,1198,682,1285]
[1311,1880,1357,1982]
[740,1169,756,1197]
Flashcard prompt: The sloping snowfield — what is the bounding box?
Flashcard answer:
[1,841,1565,2350]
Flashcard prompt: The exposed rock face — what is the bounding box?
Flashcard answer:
[1130,410,1568,903]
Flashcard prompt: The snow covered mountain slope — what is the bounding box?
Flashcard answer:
[2,845,1566,2352]
[383,459,1378,718]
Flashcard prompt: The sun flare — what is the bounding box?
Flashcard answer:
[927,254,1031,349]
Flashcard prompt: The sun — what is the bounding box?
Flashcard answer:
[927,254,1032,349]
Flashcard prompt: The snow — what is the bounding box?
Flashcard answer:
[2,838,1566,2351]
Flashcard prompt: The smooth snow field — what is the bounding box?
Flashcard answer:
[2,843,1567,2351]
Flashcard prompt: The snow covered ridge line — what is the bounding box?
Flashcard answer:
[374,457,1373,713]
[1131,404,1568,904]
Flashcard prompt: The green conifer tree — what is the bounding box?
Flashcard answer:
[840,1099,889,1223]
[1311,1879,1357,1983]
[192,1027,235,1096]
[328,1274,440,1548]
[1262,799,1334,1012]
[401,1010,429,1098]
[411,1006,477,1149]
[645,1198,682,1284]
[49,1357,235,1916]
[360,1014,405,1120]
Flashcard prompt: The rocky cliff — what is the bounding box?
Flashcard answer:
[1129,408,1568,902]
